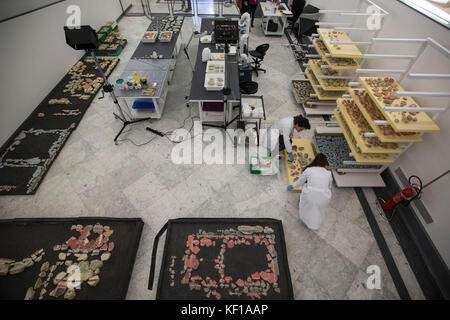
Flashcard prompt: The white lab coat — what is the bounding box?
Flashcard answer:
[262,117,294,154]
[293,167,332,230]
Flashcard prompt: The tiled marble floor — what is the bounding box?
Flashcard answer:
[0,15,403,300]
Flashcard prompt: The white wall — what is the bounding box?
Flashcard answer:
[308,0,450,266]
[369,0,450,267]
[0,0,124,146]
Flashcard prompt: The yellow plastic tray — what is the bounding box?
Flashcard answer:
[308,59,349,91]
[313,39,360,70]
[318,28,364,59]
[284,139,315,192]
[336,98,402,154]
[334,109,396,163]
[359,77,440,133]
[348,88,422,143]
[305,68,343,101]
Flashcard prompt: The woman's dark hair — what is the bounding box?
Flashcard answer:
[304,153,329,170]
[294,115,311,130]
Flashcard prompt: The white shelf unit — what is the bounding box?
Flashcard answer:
[290,0,389,121]
[312,38,450,187]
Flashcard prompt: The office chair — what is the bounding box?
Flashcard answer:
[249,43,270,77]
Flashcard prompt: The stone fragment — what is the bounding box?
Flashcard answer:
[41,261,50,272]
[78,261,89,273]
[100,252,111,261]
[58,253,66,261]
[87,275,100,286]
[65,260,73,267]
[34,278,43,290]
[39,288,47,298]
[24,287,35,300]
[22,258,34,268]
[54,272,67,285]
[80,270,93,282]
[9,262,26,275]
[76,253,88,261]
[64,289,76,300]
[49,283,67,298]
[0,263,10,276]
[90,260,103,270]
[263,227,274,234]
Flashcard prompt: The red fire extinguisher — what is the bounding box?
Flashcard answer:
[377,175,423,220]
[377,170,449,221]
[381,178,422,211]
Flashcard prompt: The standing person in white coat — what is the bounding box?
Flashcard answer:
[262,115,311,160]
[287,154,332,230]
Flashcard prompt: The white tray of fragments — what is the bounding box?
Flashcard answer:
[206,60,225,73]
[204,73,225,91]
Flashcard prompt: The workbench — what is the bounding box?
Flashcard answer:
[131,16,184,61]
[113,16,184,120]
[113,59,171,119]
[188,18,241,126]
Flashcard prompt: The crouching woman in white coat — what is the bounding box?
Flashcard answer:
[287,153,332,230]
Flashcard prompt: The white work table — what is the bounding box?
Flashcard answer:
[259,1,292,36]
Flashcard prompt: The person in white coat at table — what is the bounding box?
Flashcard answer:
[287,153,332,230]
[262,115,311,160]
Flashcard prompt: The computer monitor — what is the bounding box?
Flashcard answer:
[214,19,239,44]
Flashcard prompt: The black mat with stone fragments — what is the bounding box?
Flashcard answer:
[0,55,119,195]
[150,218,293,300]
[0,218,143,300]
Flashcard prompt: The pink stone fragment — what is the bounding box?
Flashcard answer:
[251,272,260,280]
[191,246,200,255]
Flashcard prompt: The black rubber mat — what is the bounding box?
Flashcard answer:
[151,218,294,300]
[0,55,119,195]
[0,217,143,300]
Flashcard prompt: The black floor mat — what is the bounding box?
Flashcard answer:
[0,56,119,195]
[151,218,294,300]
[0,217,143,300]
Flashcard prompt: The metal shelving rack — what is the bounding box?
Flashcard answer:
[291,0,389,121]
[289,1,449,187]
[313,37,450,187]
